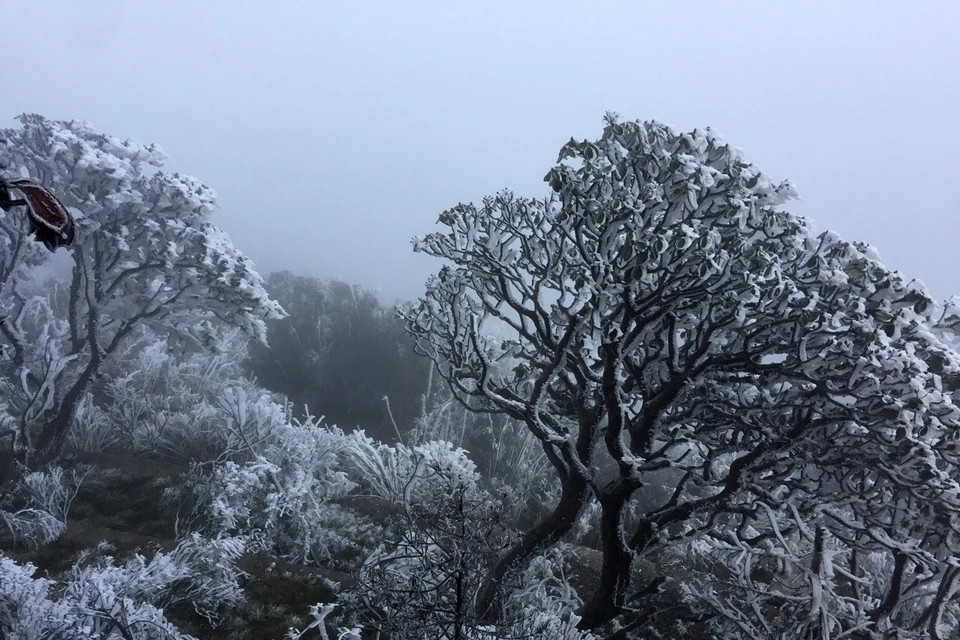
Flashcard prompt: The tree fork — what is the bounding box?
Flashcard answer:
[475,471,590,623]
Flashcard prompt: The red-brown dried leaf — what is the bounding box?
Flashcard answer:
[7,178,75,251]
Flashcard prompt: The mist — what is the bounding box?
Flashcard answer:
[2,1,957,302]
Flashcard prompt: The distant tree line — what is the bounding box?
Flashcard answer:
[244,271,430,444]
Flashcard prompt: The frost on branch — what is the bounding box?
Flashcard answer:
[285,603,361,640]
[0,534,243,639]
[68,325,287,461]
[199,415,372,568]
[343,435,592,639]
[0,465,84,547]
[0,114,284,464]
[404,114,960,633]
[344,431,482,511]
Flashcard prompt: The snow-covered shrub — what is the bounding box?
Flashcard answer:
[68,534,245,625]
[199,415,372,567]
[0,553,67,638]
[69,326,287,462]
[284,603,362,640]
[344,431,484,512]
[412,388,555,526]
[0,534,242,639]
[344,489,497,638]
[0,552,190,640]
[341,438,527,639]
[489,547,596,640]
[0,465,84,547]
[348,528,594,640]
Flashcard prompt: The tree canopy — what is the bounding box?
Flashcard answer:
[0,114,283,465]
[404,114,960,635]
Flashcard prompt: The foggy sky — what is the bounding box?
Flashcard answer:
[3,2,958,303]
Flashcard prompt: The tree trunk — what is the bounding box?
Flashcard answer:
[475,471,590,622]
[578,480,636,629]
[32,356,99,468]
[33,411,73,468]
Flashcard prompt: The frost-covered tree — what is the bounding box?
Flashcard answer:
[0,115,284,466]
[199,415,371,568]
[404,115,960,633]
[345,439,497,639]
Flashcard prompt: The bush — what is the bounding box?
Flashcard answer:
[69,326,286,463]
[0,534,244,639]
[198,415,376,568]
[0,465,85,548]
[342,436,498,639]
[342,434,591,639]
[412,387,555,529]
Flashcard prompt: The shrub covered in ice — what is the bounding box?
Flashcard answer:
[0,534,243,639]
[200,415,372,567]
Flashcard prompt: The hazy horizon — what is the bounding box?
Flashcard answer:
[3,2,957,303]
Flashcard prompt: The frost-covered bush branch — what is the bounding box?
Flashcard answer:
[342,435,593,639]
[0,534,244,639]
[413,386,555,525]
[0,465,85,547]
[345,431,484,511]
[69,325,286,461]
[284,603,361,640]
[673,474,960,638]
[198,414,373,568]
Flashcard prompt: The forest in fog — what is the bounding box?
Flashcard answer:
[1,114,959,640]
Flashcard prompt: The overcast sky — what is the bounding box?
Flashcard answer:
[3,2,957,302]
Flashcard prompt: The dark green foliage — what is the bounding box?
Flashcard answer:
[245,272,430,443]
